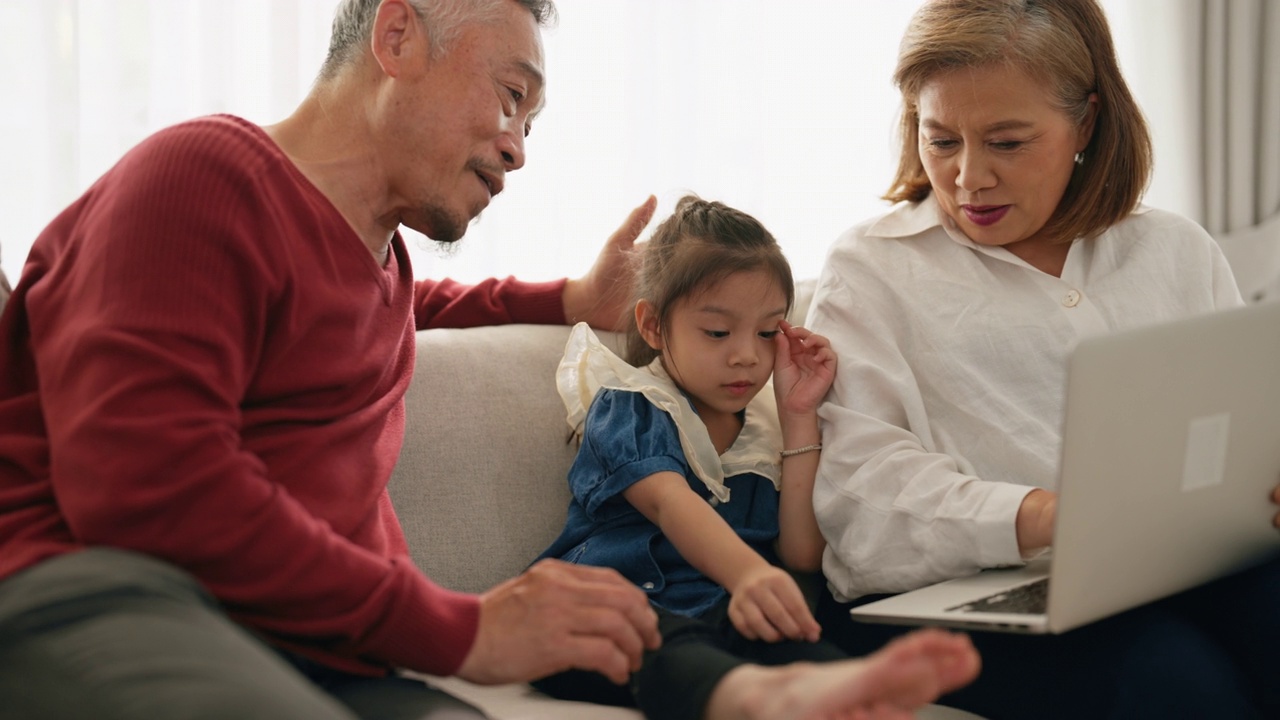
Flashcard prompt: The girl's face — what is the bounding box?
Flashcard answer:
[638,270,788,425]
[916,62,1095,272]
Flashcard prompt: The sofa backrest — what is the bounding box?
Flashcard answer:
[390,324,622,593]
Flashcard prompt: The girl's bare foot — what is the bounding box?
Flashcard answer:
[703,628,980,720]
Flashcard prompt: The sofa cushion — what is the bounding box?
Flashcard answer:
[422,676,642,720]
[390,323,624,593]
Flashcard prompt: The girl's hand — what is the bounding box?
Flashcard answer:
[772,320,837,418]
[727,563,822,643]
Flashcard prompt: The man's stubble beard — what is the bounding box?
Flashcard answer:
[416,200,484,257]
[422,201,464,245]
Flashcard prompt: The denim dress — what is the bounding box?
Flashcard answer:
[536,324,784,618]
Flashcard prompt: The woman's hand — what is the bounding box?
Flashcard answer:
[772,321,837,419]
[727,563,822,643]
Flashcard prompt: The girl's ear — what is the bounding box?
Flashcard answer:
[636,300,663,351]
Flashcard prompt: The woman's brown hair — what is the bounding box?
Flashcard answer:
[885,0,1152,244]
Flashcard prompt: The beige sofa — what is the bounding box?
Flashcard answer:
[386,286,986,720]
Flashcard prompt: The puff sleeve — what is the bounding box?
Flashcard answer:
[570,389,688,520]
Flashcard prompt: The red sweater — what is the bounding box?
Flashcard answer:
[0,115,566,676]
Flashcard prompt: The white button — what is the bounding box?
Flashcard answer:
[708,497,720,507]
[1063,289,1082,308]
[641,582,655,590]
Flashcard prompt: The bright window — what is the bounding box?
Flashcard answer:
[0,0,1159,286]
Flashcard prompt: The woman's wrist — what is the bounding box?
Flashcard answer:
[1015,489,1058,554]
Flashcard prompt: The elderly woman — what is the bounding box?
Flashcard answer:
[807,1,1280,718]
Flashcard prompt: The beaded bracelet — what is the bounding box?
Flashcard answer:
[779,443,823,459]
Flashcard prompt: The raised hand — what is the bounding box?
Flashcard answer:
[561,195,657,331]
[456,559,661,685]
[772,321,837,419]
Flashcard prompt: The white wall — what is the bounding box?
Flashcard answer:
[0,0,1195,287]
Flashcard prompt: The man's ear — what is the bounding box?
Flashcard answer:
[370,0,426,78]
[635,300,663,351]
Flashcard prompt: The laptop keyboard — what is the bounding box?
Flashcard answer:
[947,578,1050,615]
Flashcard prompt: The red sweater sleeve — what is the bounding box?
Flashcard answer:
[6,117,479,676]
[414,277,567,330]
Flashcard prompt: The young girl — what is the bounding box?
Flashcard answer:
[531,196,978,720]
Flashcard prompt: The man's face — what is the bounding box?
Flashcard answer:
[381,1,546,243]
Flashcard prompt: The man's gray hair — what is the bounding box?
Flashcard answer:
[319,0,556,80]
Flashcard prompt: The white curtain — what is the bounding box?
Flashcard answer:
[1203,0,1280,301]
[0,0,918,286]
[4,0,1275,297]
[1203,1,1280,236]
[0,0,333,279]
[1105,0,1280,302]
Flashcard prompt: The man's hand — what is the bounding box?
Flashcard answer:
[562,195,657,331]
[455,559,661,685]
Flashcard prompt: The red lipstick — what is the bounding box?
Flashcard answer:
[962,204,1010,227]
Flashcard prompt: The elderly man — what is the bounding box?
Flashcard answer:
[0,2,976,719]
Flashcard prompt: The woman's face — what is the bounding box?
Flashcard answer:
[916,63,1095,268]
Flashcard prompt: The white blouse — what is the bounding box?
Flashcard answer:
[808,195,1243,601]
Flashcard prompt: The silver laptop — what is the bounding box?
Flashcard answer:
[849,300,1280,634]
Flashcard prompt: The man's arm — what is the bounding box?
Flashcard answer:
[414,196,656,332]
[414,276,568,329]
[27,123,488,676]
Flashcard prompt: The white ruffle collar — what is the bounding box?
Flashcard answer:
[557,323,782,503]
